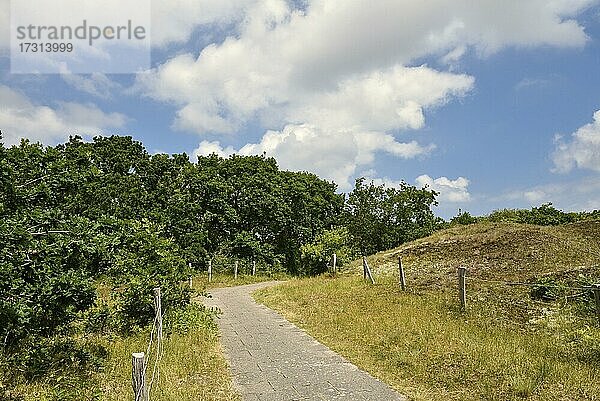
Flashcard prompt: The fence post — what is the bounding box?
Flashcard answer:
[252,259,256,276]
[332,253,337,276]
[132,352,148,401]
[593,284,600,323]
[234,260,238,280]
[208,259,212,283]
[362,256,367,279]
[398,256,406,291]
[458,267,467,311]
[362,257,376,284]
[154,288,163,345]
[188,262,193,288]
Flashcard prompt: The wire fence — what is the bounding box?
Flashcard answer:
[359,255,600,322]
[133,288,164,401]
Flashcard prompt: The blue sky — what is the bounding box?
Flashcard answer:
[1,0,600,219]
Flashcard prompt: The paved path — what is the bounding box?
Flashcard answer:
[203,282,406,401]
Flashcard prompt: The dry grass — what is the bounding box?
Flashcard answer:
[98,324,239,401]
[191,272,290,291]
[254,221,600,401]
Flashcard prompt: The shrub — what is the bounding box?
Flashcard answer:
[300,227,359,275]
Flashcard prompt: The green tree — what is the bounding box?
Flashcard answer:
[345,177,439,255]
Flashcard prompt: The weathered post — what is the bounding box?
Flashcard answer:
[132,352,148,401]
[188,262,193,288]
[234,260,238,280]
[252,259,256,276]
[593,284,600,323]
[332,253,337,276]
[398,256,406,291]
[154,288,163,344]
[208,259,212,283]
[363,257,376,284]
[458,267,467,311]
[362,256,367,279]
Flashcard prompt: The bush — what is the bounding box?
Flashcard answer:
[164,303,217,335]
[450,210,479,226]
[300,227,358,275]
[487,203,594,226]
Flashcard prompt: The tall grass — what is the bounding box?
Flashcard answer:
[99,323,239,401]
[255,275,600,401]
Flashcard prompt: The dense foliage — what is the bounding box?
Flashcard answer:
[344,177,441,255]
[0,133,443,398]
[450,203,600,227]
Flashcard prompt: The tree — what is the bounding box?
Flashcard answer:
[344,178,439,255]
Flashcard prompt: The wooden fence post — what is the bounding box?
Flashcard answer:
[132,352,148,401]
[362,257,376,284]
[332,253,337,276]
[234,260,238,280]
[398,256,406,291]
[154,288,163,345]
[252,259,256,276]
[593,284,600,323]
[362,256,367,279]
[208,259,212,283]
[458,267,467,311]
[188,262,192,288]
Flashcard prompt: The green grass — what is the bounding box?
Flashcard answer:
[191,272,289,291]
[7,297,240,401]
[254,221,600,401]
[98,321,239,401]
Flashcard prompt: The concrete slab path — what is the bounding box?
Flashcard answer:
[203,282,406,401]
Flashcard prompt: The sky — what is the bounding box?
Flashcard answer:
[1,0,600,219]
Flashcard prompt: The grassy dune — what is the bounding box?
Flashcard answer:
[255,221,600,401]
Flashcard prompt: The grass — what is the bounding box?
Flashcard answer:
[191,271,289,291]
[6,297,240,401]
[254,221,600,401]
[98,315,239,401]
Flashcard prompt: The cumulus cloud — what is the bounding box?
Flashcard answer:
[367,174,471,206]
[193,140,237,159]
[0,85,128,146]
[193,124,435,190]
[138,0,594,188]
[552,110,600,173]
[150,0,259,47]
[415,175,472,202]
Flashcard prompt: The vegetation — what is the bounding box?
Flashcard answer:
[344,177,441,255]
[449,203,600,227]
[0,132,442,398]
[5,130,598,399]
[255,220,600,400]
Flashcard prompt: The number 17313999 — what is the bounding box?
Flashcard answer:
[18,42,74,52]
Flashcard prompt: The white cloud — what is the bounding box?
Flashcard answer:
[193,140,237,159]
[0,0,259,52]
[138,0,593,135]
[0,85,128,146]
[552,110,600,173]
[366,174,471,210]
[192,124,435,190]
[150,0,259,47]
[61,73,122,99]
[139,0,594,188]
[415,175,472,202]
[514,77,552,91]
[497,177,600,211]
